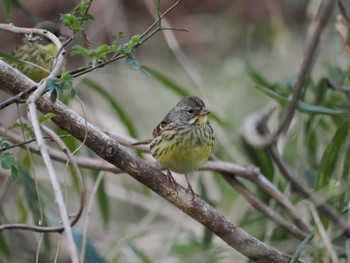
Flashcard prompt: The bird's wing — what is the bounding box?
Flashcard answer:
[152,112,176,138]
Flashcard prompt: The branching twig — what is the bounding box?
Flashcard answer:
[0,0,184,110]
[268,144,350,236]
[0,23,79,263]
[222,173,308,239]
[41,125,85,227]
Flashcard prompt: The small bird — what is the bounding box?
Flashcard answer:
[11,21,61,82]
[136,96,214,199]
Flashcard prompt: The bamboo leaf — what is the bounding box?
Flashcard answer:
[255,84,350,116]
[82,78,138,138]
[316,122,350,190]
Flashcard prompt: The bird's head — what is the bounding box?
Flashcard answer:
[174,96,211,127]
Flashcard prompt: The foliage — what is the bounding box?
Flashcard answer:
[1,0,350,263]
[46,72,75,102]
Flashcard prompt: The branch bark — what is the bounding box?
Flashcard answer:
[0,60,307,262]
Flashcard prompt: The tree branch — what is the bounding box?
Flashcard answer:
[0,59,307,263]
[1,124,310,239]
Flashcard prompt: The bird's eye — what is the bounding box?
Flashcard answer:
[187,108,194,114]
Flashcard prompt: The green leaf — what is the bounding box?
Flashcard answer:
[96,174,110,226]
[290,234,314,263]
[316,122,350,190]
[127,242,152,263]
[70,45,88,57]
[245,54,281,91]
[0,233,10,259]
[38,113,56,123]
[342,143,350,180]
[147,68,189,97]
[17,167,47,227]
[11,165,18,180]
[82,78,139,138]
[1,0,11,21]
[146,68,226,126]
[72,230,106,263]
[60,2,93,36]
[0,137,10,150]
[0,51,25,67]
[71,44,119,62]
[18,196,28,222]
[126,54,141,70]
[0,152,18,171]
[46,78,55,91]
[255,84,350,116]
[50,89,58,102]
[112,32,124,40]
[126,34,140,53]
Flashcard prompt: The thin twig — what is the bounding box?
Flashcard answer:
[41,125,85,227]
[222,173,308,239]
[268,144,350,236]
[308,203,339,263]
[247,0,336,147]
[80,172,103,263]
[0,1,183,109]
[0,23,79,263]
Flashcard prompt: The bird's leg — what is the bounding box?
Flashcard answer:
[184,174,197,200]
[166,169,178,190]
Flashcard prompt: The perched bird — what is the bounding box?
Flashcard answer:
[11,21,61,82]
[136,96,214,199]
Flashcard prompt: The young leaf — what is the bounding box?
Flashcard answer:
[38,113,56,123]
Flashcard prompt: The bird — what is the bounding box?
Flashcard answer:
[11,21,62,82]
[135,96,214,199]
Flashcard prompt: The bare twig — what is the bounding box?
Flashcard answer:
[268,144,350,236]
[0,23,78,263]
[0,125,121,173]
[222,173,308,239]
[80,172,103,263]
[308,203,339,263]
[247,0,336,147]
[144,0,205,91]
[205,159,310,235]
[41,125,85,227]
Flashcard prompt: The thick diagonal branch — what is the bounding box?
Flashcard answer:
[0,60,307,263]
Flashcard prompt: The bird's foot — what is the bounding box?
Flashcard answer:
[166,169,178,191]
[185,184,198,201]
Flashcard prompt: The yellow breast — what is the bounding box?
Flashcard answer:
[151,127,213,174]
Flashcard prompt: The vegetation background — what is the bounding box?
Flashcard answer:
[0,0,350,262]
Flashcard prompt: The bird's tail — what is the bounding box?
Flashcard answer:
[132,139,152,146]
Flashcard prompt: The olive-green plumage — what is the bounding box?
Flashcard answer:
[149,96,214,197]
[12,21,60,82]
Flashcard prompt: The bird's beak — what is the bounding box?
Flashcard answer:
[198,108,210,116]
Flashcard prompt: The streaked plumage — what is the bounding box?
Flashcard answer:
[12,21,61,82]
[149,96,214,198]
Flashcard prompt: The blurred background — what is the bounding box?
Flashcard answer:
[1,0,349,262]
